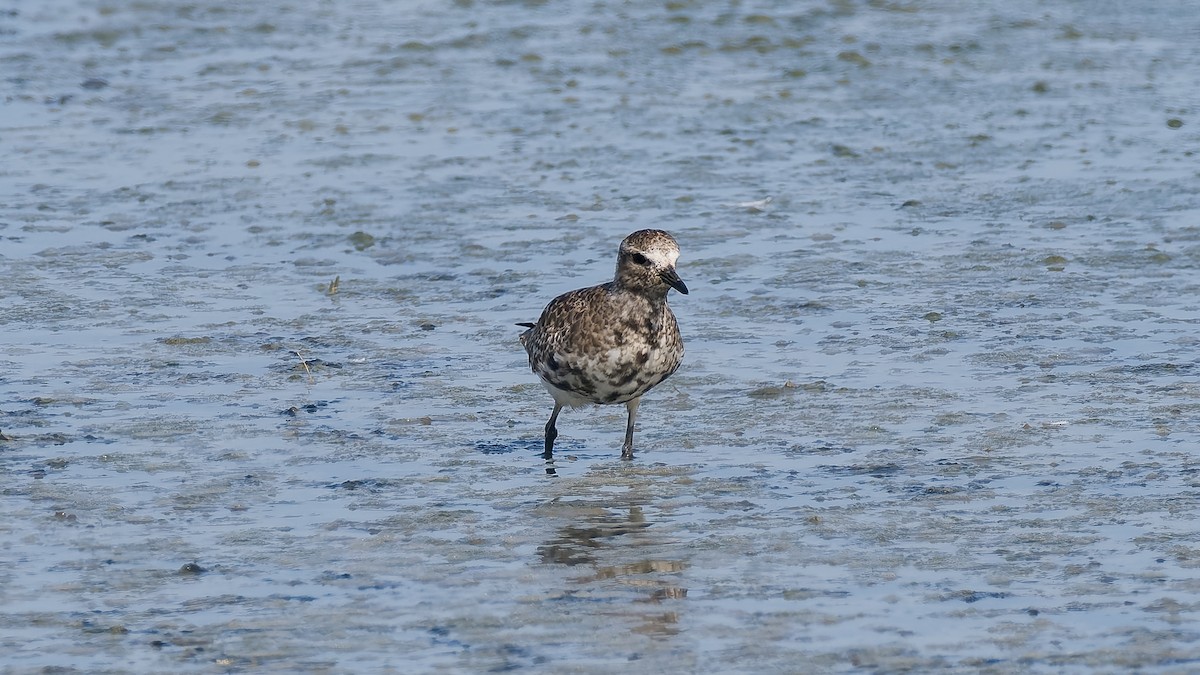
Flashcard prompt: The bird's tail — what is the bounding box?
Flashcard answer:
[516,322,535,347]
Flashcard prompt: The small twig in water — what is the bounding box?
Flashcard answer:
[294,350,315,384]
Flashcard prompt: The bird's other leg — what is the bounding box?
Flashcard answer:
[543,404,563,459]
[621,398,641,460]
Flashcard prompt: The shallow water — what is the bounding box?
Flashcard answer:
[2,0,1200,672]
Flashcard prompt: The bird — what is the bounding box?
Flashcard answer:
[518,229,688,460]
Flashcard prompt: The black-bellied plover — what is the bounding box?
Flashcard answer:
[519,229,688,460]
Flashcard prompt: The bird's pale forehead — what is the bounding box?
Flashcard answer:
[620,230,680,258]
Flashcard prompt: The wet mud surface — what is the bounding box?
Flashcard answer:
[2,0,1199,672]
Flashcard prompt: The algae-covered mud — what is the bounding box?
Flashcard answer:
[2,0,1199,671]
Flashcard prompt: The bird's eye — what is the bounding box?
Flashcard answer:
[630,253,649,266]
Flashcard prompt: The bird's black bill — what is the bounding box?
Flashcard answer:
[660,268,689,295]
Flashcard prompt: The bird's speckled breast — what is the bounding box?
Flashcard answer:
[523,284,683,407]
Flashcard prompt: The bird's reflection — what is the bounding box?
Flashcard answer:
[538,506,650,566]
[536,505,687,635]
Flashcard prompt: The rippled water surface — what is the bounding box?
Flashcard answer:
[2,0,1199,672]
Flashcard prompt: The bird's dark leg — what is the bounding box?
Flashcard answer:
[621,398,641,460]
[543,404,562,459]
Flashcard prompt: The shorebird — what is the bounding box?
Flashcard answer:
[519,229,687,460]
